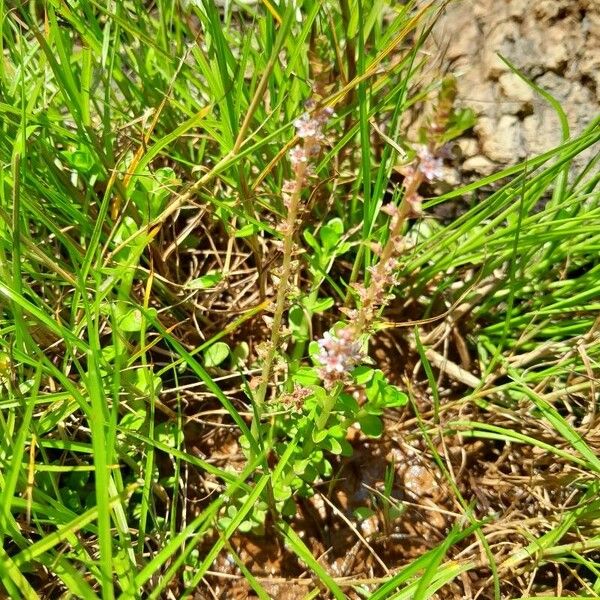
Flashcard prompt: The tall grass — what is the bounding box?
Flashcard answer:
[0,1,599,598]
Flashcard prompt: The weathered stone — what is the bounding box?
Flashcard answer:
[463,155,497,176]
[499,72,534,104]
[544,26,570,72]
[534,0,569,20]
[424,0,599,174]
[432,2,479,60]
[477,115,523,163]
[508,0,529,18]
[456,80,496,117]
[522,114,561,157]
[457,137,479,159]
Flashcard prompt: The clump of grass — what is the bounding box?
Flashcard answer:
[0,1,599,599]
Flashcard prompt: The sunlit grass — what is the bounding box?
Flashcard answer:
[0,1,599,598]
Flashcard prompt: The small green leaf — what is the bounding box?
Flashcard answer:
[238,519,253,533]
[303,230,321,253]
[302,463,318,483]
[312,429,328,444]
[359,414,383,438]
[69,148,94,173]
[235,223,258,238]
[185,272,223,290]
[217,517,233,529]
[289,305,304,327]
[120,410,146,432]
[134,368,162,395]
[155,422,178,448]
[311,386,328,407]
[308,340,320,359]
[141,167,178,219]
[338,438,353,456]
[231,342,249,368]
[382,384,408,408]
[292,366,320,386]
[353,365,374,385]
[364,403,384,415]
[303,296,334,313]
[64,488,83,511]
[353,506,375,521]
[323,437,343,454]
[273,485,292,502]
[203,342,230,367]
[337,393,359,414]
[328,424,345,439]
[311,450,324,463]
[66,470,89,490]
[365,370,386,403]
[114,217,138,255]
[443,108,477,143]
[319,224,341,252]
[293,459,309,475]
[326,217,344,236]
[282,497,297,518]
[118,308,143,332]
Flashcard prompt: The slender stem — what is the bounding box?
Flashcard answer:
[380,173,422,267]
[315,384,341,431]
[355,171,423,333]
[252,164,307,428]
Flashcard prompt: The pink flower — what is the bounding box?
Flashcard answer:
[293,106,333,140]
[416,145,443,181]
[289,146,307,168]
[406,191,423,216]
[315,327,362,388]
[294,113,325,139]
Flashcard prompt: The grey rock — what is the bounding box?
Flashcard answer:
[426,0,600,175]
[463,155,497,176]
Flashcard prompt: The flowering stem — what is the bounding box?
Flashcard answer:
[381,175,421,263]
[252,164,306,434]
[250,103,332,447]
[355,171,423,334]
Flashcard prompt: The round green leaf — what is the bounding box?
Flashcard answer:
[203,342,230,367]
[235,223,258,238]
[312,428,328,444]
[352,365,374,385]
[118,308,143,332]
[382,384,408,407]
[353,506,375,521]
[292,366,320,386]
[359,414,383,438]
[323,437,343,454]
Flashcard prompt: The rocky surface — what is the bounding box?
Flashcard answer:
[429,0,600,175]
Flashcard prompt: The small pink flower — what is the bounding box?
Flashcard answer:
[315,327,362,388]
[406,192,423,216]
[293,106,332,140]
[294,113,324,139]
[282,179,295,207]
[416,145,443,181]
[381,204,399,218]
[289,146,307,168]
